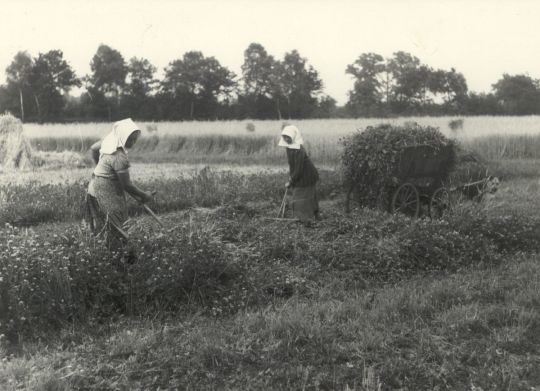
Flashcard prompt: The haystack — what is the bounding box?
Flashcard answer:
[0,113,34,170]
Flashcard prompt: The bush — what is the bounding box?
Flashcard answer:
[341,123,456,209]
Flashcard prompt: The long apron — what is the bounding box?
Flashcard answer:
[290,185,319,221]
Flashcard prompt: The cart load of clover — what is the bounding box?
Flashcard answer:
[342,123,498,218]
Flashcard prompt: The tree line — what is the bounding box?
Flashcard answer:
[344,51,540,117]
[0,43,539,123]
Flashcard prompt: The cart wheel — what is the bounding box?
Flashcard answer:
[391,183,420,217]
[429,187,449,219]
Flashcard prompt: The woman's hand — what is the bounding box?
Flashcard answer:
[118,171,154,203]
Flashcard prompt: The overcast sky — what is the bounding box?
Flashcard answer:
[1,0,539,105]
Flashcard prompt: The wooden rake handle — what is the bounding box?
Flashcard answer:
[141,203,165,228]
[130,191,165,228]
[277,188,289,218]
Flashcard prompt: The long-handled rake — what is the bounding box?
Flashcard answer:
[130,191,165,228]
[277,187,288,218]
[263,188,297,222]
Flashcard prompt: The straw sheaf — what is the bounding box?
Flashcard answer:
[0,113,23,135]
[0,113,34,169]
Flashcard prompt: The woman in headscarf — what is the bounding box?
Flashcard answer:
[279,125,320,221]
[86,118,153,243]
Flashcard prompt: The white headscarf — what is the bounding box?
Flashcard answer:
[99,118,140,156]
[278,125,304,149]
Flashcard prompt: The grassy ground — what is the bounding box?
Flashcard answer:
[0,155,537,228]
[2,252,539,390]
[1,172,540,390]
[0,169,340,226]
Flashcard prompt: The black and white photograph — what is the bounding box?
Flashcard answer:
[0,0,539,389]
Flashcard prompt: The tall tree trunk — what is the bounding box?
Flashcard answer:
[190,100,194,120]
[107,105,112,121]
[286,96,291,119]
[18,87,24,122]
[385,73,391,104]
[33,94,41,123]
[275,98,282,120]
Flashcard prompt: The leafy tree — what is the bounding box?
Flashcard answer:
[492,74,540,115]
[5,51,34,121]
[122,57,157,119]
[346,51,438,115]
[87,44,128,120]
[241,43,276,97]
[387,51,429,110]
[313,94,337,118]
[414,65,435,105]
[0,84,20,117]
[346,51,469,115]
[89,45,127,94]
[239,43,278,118]
[427,69,447,97]
[28,50,80,121]
[438,68,468,109]
[241,48,324,119]
[464,92,501,115]
[275,50,323,119]
[345,53,386,116]
[125,57,157,97]
[161,51,236,119]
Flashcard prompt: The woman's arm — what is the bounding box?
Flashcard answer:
[89,141,101,165]
[117,171,153,203]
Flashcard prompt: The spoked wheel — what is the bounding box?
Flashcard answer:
[391,183,420,217]
[429,187,449,219]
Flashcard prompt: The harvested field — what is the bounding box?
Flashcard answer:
[1,174,540,389]
[2,118,540,390]
[23,117,540,166]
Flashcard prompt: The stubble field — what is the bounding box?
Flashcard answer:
[1,116,540,390]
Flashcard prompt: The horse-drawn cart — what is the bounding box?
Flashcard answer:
[388,144,453,218]
[346,144,498,218]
